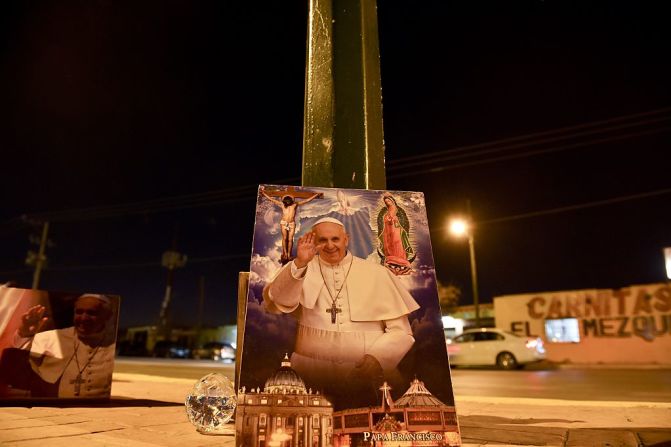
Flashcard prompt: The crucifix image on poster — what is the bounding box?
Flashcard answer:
[259,185,323,265]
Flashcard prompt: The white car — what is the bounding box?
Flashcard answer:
[447,328,546,370]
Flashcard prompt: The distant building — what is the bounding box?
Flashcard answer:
[235,355,334,447]
[494,282,671,364]
[332,378,461,446]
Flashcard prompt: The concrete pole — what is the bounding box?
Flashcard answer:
[468,234,480,327]
[302,0,386,190]
[466,200,481,327]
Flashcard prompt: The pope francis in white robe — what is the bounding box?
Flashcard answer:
[264,218,420,399]
[13,294,116,398]
[15,326,115,398]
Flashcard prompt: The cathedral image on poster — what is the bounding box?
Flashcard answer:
[238,185,461,446]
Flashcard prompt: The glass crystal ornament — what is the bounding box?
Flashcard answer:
[185,372,237,434]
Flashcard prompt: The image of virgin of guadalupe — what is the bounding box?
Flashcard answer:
[377,194,416,275]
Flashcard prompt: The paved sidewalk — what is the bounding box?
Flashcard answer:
[1,372,670,446]
[456,396,671,446]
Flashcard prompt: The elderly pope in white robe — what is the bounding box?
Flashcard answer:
[14,294,116,398]
[264,217,420,391]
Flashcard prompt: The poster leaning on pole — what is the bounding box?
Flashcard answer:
[236,184,461,447]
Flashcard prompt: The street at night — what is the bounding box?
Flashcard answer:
[450,366,671,404]
[114,358,671,404]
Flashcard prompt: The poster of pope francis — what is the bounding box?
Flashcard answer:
[239,185,458,422]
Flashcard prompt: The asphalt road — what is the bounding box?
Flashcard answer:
[449,366,671,403]
[114,357,671,403]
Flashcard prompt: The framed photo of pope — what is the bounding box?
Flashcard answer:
[0,285,120,401]
[237,185,461,446]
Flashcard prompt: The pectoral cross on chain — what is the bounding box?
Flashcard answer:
[70,373,85,396]
[319,258,352,325]
[326,303,341,324]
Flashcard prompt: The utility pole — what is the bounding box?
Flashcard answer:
[196,275,205,344]
[25,221,50,290]
[468,232,480,327]
[466,200,480,327]
[158,225,187,339]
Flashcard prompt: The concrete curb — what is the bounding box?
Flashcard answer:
[456,395,671,409]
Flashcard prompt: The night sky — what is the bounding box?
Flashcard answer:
[1,1,670,329]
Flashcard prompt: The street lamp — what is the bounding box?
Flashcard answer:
[448,217,481,327]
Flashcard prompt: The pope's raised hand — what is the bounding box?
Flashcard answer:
[294,232,323,268]
[18,304,48,338]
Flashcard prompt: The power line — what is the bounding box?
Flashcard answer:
[47,261,161,272]
[30,185,258,223]
[3,108,669,225]
[388,116,671,172]
[388,106,671,167]
[0,254,250,275]
[476,187,671,226]
[7,176,300,224]
[47,254,249,272]
[389,125,671,180]
[429,187,671,235]
[4,187,669,276]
